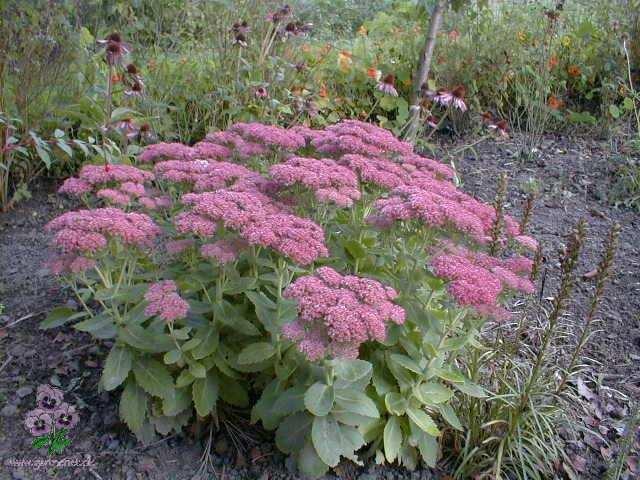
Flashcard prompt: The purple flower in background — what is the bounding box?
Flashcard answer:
[97,33,131,66]
[37,384,64,411]
[376,74,398,97]
[52,403,80,430]
[255,86,269,98]
[24,409,53,436]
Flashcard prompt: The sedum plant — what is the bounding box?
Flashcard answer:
[42,119,537,477]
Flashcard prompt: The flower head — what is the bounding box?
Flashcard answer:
[283,267,405,360]
[376,74,398,97]
[24,409,53,437]
[36,384,64,411]
[52,402,79,430]
[144,280,189,323]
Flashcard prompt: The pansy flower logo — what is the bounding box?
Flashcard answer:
[23,384,79,455]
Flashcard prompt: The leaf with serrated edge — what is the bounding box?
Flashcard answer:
[102,346,132,391]
[120,379,147,432]
[383,416,402,463]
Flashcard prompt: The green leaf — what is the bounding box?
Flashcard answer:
[176,370,195,388]
[623,97,634,111]
[406,407,439,436]
[162,387,192,416]
[74,314,114,333]
[434,367,465,383]
[417,432,439,467]
[133,357,175,399]
[385,392,408,416]
[32,436,50,449]
[192,373,219,417]
[332,359,372,389]
[163,349,182,365]
[298,441,329,478]
[102,346,132,391]
[390,354,423,375]
[40,307,76,329]
[273,385,307,415]
[415,382,453,405]
[276,411,313,454]
[383,416,403,463]
[343,239,366,260]
[609,104,621,119]
[219,375,249,407]
[181,337,202,352]
[311,415,343,467]
[119,325,174,353]
[335,389,379,418]
[452,380,487,398]
[188,361,207,378]
[304,383,335,416]
[191,325,219,360]
[120,379,147,432]
[237,342,276,365]
[438,403,463,431]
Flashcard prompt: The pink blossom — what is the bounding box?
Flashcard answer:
[24,409,53,437]
[282,267,405,360]
[97,188,131,206]
[46,208,161,255]
[144,280,189,322]
[166,239,195,255]
[200,239,245,264]
[270,156,361,207]
[514,235,538,251]
[52,402,79,430]
[37,384,64,411]
[138,142,195,163]
[192,141,231,161]
[174,212,218,236]
[155,159,260,192]
[58,177,91,196]
[204,131,270,160]
[313,120,413,158]
[229,122,306,151]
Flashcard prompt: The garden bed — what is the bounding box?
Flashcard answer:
[1,132,638,480]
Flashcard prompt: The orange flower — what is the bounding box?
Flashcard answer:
[301,44,311,53]
[338,50,353,72]
[319,83,328,98]
[111,74,122,84]
[567,65,581,77]
[367,67,381,81]
[547,55,559,70]
[448,29,460,41]
[548,95,564,110]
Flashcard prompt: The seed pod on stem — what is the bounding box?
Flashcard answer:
[489,173,508,256]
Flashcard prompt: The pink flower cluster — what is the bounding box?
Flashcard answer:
[430,243,535,318]
[138,142,195,163]
[311,120,414,158]
[46,208,160,256]
[270,156,361,207]
[154,159,261,192]
[204,131,269,159]
[282,267,405,360]
[181,189,328,264]
[24,385,79,437]
[58,164,154,202]
[374,183,522,244]
[144,280,189,322]
[228,122,306,151]
[200,239,246,264]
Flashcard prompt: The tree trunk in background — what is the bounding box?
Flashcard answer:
[403,0,447,143]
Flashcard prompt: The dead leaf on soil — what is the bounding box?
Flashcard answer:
[577,377,597,401]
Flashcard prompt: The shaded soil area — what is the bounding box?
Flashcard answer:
[0,133,638,479]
